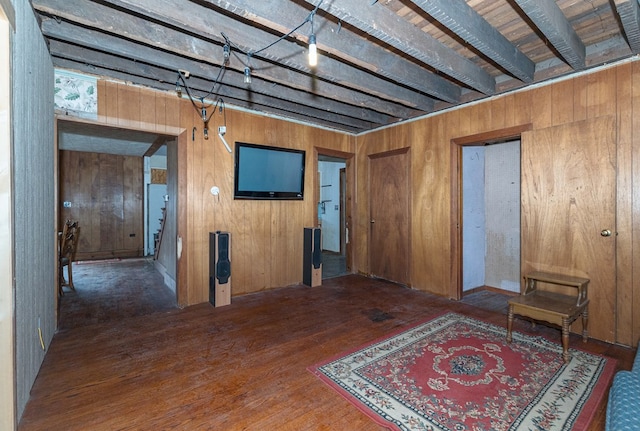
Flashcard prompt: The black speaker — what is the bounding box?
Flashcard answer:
[303,227,322,286]
[209,231,231,307]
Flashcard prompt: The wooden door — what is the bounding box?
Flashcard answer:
[521,116,616,342]
[369,148,410,285]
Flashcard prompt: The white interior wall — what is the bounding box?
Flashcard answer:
[462,141,520,293]
[462,147,486,291]
[485,141,521,292]
[144,154,167,256]
[318,161,344,253]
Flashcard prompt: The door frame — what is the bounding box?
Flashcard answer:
[314,147,355,273]
[449,124,532,300]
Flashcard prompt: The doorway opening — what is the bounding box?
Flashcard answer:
[461,140,521,295]
[316,149,354,279]
[450,124,532,299]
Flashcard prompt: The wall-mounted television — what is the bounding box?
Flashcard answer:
[234,142,306,200]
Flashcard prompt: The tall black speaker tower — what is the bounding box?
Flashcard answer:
[303,227,322,286]
[209,231,231,307]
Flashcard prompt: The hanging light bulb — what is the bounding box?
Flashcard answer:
[201,106,207,122]
[175,81,182,98]
[308,34,317,67]
[244,66,252,84]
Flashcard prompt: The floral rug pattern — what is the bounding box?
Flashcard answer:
[310,313,615,431]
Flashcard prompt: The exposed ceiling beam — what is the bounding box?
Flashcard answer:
[46,35,397,128]
[33,0,435,112]
[48,40,385,131]
[408,0,535,83]
[302,0,496,95]
[512,0,586,70]
[53,56,367,133]
[612,0,640,53]
[192,0,461,103]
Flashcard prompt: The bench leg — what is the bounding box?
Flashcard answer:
[581,307,588,342]
[561,318,570,363]
[506,305,514,344]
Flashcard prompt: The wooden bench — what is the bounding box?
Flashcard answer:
[506,271,589,363]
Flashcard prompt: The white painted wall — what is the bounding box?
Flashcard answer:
[485,141,521,292]
[318,161,344,253]
[144,154,167,256]
[462,147,486,291]
[462,141,520,293]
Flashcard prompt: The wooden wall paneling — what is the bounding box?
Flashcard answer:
[411,120,432,294]
[512,88,532,127]
[122,156,143,255]
[421,116,451,296]
[155,93,167,134]
[531,83,553,128]
[139,89,156,130]
[572,74,588,122]
[521,117,617,342]
[586,68,618,119]
[633,61,640,346]
[183,105,208,305]
[176,126,189,306]
[99,153,122,253]
[354,134,371,274]
[85,153,100,256]
[102,80,119,126]
[489,96,506,130]
[551,78,575,126]
[117,84,140,128]
[503,93,517,127]
[615,62,634,346]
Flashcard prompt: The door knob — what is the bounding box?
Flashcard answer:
[370,219,375,224]
[600,229,612,237]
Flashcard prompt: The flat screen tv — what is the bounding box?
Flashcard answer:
[234,142,306,200]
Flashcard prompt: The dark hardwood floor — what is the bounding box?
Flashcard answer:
[19,259,636,430]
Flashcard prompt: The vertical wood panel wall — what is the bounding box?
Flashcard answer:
[12,0,55,421]
[356,60,640,347]
[59,150,144,260]
[96,81,355,306]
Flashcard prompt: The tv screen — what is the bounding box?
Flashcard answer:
[234,142,306,200]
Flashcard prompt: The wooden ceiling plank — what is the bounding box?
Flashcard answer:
[196,0,460,103]
[47,40,386,131]
[303,0,496,95]
[409,0,535,83]
[34,7,427,120]
[512,0,586,70]
[38,0,435,111]
[612,0,640,53]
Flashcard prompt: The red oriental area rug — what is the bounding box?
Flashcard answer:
[309,312,616,431]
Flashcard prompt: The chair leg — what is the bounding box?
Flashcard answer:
[67,262,75,291]
[561,318,570,363]
[581,307,589,342]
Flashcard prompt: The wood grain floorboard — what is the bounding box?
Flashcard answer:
[20,260,636,430]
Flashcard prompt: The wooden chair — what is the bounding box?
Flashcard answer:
[506,271,589,363]
[59,220,80,296]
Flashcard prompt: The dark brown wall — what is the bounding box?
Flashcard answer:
[59,150,144,260]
